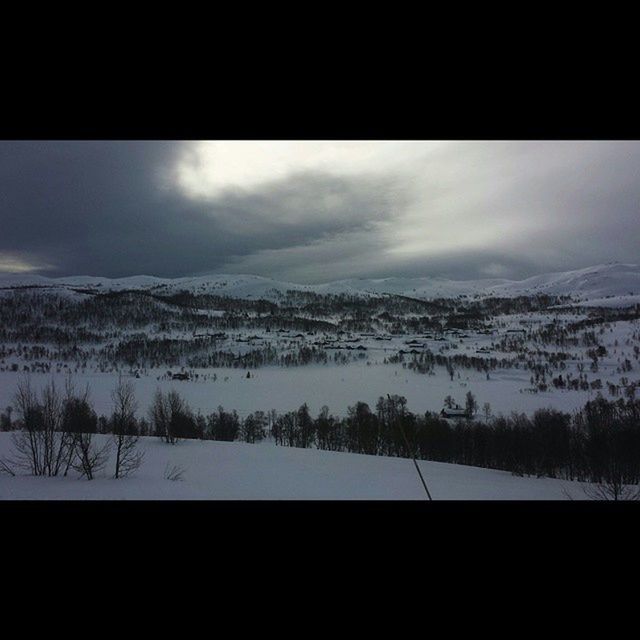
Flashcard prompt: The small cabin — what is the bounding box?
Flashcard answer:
[441,406,468,419]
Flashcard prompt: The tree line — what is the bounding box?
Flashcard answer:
[2,377,640,496]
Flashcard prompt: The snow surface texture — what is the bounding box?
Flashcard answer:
[0,433,586,500]
[2,263,639,305]
[0,362,602,422]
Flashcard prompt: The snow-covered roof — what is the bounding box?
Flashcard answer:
[442,407,468,417]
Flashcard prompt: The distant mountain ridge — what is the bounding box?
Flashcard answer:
[1,263,639,306]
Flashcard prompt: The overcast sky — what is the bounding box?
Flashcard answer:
[0,140,638,282]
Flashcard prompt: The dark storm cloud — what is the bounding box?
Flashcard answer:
[0,140,638,282]
[0,141,403,278]
[219,228,541,284]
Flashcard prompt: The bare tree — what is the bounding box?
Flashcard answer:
[149,389,187,444]
[582,479,640,501]
[111,377,144,478]
[11,377,41,474]
[0,405,12,431]
[465,391,478,418]
[10,374,112,481]
[0,457,15,476]
[149,389,170,442]
[60,375,94,476]
[166,390,188,444]
[73,433,110,480]
[11,377,72,477]
[40,379,66,476]
[61,376,107,480]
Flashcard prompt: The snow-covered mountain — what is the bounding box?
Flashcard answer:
[1,263,639,305]
[484,263,640,299]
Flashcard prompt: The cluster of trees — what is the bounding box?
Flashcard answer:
[145,391,640,496]
[146,390,246,443]
[3,288,638,392]
[1,377,143,480]
[3,376,640,497]
[186,344,338,370]
[0,288,591,362]
[532,307,640,350]
[0,337,359,375]
[262,394,640,497]
[391,350,510,375]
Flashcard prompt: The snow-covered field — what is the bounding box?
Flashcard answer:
[0,362,600,420]
[0,432,585,500]
[1,262,638,500]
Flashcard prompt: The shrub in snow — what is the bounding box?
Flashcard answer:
[164,463,185,481]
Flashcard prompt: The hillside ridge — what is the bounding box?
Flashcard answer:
[1,262,638,304]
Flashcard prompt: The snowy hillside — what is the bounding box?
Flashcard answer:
[0,433,584,500]
[1,263,638,305]
[484,263,640,301]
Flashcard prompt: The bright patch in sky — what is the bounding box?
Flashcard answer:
[173,140,446,198]
[169,140,637,281]
[0,253,50,274]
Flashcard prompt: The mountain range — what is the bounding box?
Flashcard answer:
[1,263,639,306]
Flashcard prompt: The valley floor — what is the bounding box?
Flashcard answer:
[0,362,600,421]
